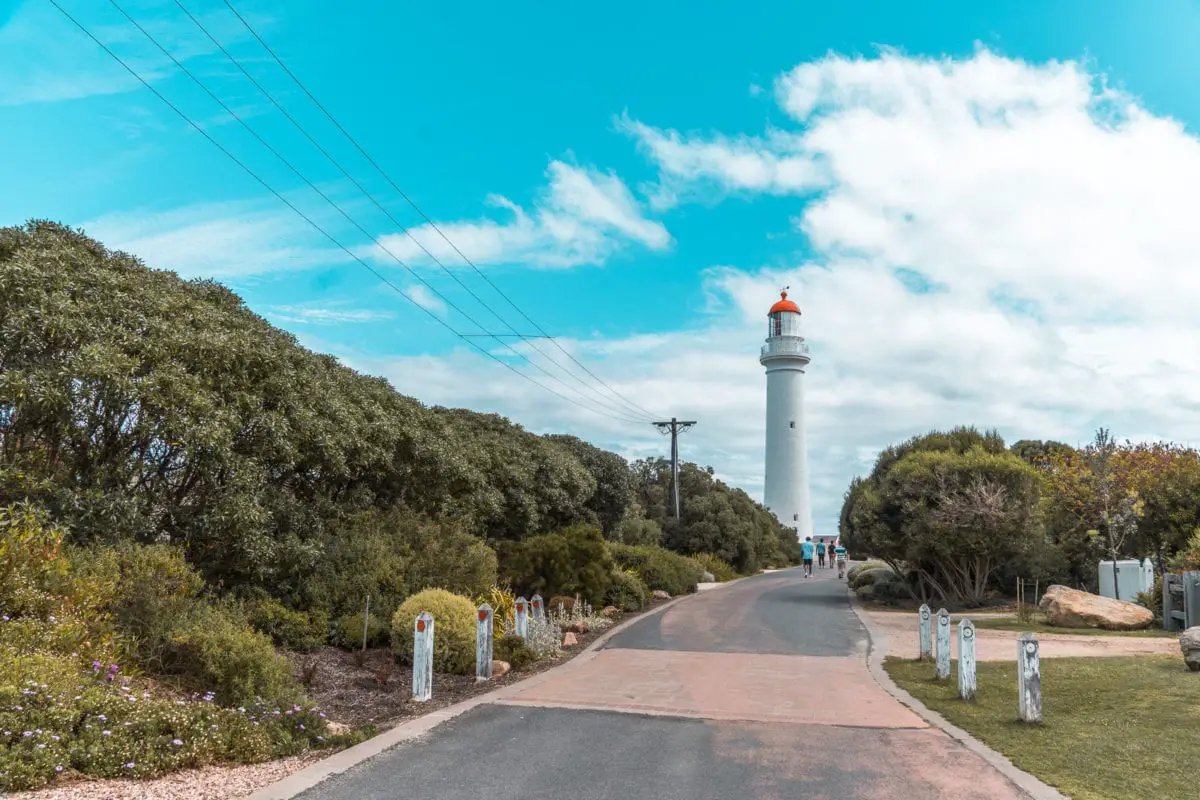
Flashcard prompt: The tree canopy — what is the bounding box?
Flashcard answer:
[1,220,794,615]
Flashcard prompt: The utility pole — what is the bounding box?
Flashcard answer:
[653,417,697,519]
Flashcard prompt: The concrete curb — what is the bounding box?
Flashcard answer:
[847,591,1069,800]
[241,579,745,800]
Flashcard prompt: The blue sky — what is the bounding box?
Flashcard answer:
[6,0,1200,534]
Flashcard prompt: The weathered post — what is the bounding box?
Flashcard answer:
[957,619,976,701]
[476,603,493,681]
[531,593,545,622]
[935,608,951,680]
[918,604,933,660]
[514,596,529,639]
[1018,633,1042,723]
[413,612,434,702]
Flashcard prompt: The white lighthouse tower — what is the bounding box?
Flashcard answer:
[760,289,813,542]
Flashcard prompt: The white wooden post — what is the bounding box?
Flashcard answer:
[1018,633,1042,723]
[957,619,976,701]
[412,612,433,702]
[935,608,951,680]
[514,596,529,639]
[918,604,933,660]
[476,603,493,681]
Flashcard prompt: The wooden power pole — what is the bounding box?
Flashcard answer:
[653,417,697,519]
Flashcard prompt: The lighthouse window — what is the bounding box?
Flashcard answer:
[770,316,782,337]
[793,514,799,521]
[789,421,795,428]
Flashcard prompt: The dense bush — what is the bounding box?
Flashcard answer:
[246,594,328,652]
[689,553,738,582]
[166,601,300,707]
[474,585,516,638]
[492,633,536,671]
[607,543,698,596]
[390,589,477,675]
[498,524,614,607]
[334,611,389,650]
[548,595,577,614]
[603,567,648,611]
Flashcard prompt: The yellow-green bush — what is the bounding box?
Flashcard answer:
[166,601,300,707]
[475,585,516,636]
[246,595,328,652]
[689,553,739,582]
[390,589,477,675]
[547,595,577,614]
[603,567,648,611]
[492,633,536,671]
[607,543,697,596]
[334,611,388,649]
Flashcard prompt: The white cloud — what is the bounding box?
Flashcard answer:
[369,161,671,270]
[267,303,394,326]
[354,47,1200,535]
[82,199,350,279]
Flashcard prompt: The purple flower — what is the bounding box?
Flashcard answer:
[124,762,135,769]
[102,730,111,736]
[22,732,31,737]
[55,766,63,772]
[172,739,183,746]
[37,744,45,749]
[299,724,305,730]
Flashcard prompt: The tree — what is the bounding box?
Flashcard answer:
[839,427,1043,605]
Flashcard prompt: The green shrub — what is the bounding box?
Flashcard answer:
[390,589,477,675]
[690,553,739,582]
[166,602,301,707]
[607,543,697,596]
[492,633,536,671]
[603,568,648,611]
[334,611,389,649]
[246,595,328,652]
[498,524,614,607]
[1134,574,1163,625]
[846,560,891,584]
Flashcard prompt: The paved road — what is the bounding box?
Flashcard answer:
[295,567,1029,800]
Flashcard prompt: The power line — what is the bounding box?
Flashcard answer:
[171,0,657,425]
[220,0,666,423]
[98,0,650,425]
[49,0,646,425]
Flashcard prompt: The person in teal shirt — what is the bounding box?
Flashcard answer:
[801,536,815,577]
[833,541,848,579]
[816,540,827,569]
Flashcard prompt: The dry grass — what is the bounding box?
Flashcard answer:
[885,655,1199,800]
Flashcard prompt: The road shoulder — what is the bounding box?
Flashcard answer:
[846,589,1069,800]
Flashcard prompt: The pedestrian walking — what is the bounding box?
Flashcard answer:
[834,540,847,579]
[801,536,815,577]
[816,539,827,569]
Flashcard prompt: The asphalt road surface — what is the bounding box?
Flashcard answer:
[295,567,1029,800]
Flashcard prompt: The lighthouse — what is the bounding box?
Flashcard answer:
[760,289,813,542]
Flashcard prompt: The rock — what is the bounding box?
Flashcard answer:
[700,571,716,583]
[325,721,350,736]
[652,589,671,600]
[1038,584,1154,631]
[1180,628,1200,672]
[562,632,578,647]
[567,620,589,634]
[491,659,511,678]
[602,606,619,617]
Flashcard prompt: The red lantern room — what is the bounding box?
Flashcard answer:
[767,289,802,338]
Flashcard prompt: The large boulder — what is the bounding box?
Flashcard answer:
[1038,584,1154,631]
[1181,627,1200,672]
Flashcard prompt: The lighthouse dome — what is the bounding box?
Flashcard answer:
[768,290,800,315]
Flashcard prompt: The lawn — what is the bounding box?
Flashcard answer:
[885,655,1198,800]
[969,612,1175,638]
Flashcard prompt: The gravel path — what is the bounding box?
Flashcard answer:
[13,753,324,800]
[866,609,1178,660]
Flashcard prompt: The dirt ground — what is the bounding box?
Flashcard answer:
[865,609,1179,660]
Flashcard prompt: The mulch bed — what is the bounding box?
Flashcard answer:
[286,598,672,732]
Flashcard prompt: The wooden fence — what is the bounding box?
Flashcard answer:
[1163,571,1200,632]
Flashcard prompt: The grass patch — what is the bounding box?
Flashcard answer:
[970,612,1174,638]
[885,655,1198,800]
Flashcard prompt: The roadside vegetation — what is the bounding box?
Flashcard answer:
[840,426,1200,610]
[884,656,1196,800]
[0,221,777,791]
